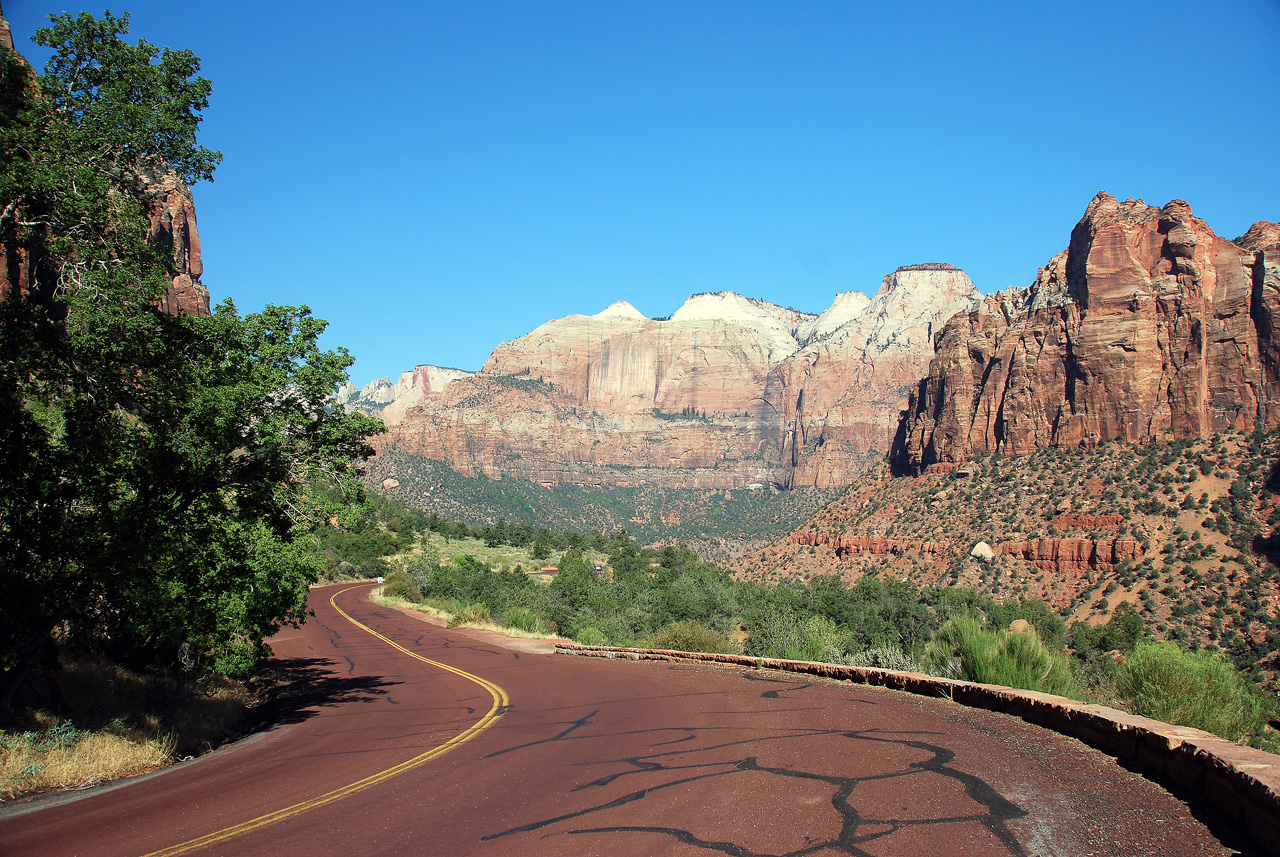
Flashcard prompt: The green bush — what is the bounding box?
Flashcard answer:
[575,627,608,646]
[382,569,423,603]
[924,616,1074,696]
[641,620,738,654]
[746,612,852,663]
[503,606,546,634]
[1117,642,1274,745]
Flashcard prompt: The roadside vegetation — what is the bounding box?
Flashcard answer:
[737,429,1280,690]
[333,489,1277,750]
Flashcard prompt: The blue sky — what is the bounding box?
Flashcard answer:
[7,1,1280,384]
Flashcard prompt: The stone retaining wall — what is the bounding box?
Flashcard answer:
[556,642,1280,855]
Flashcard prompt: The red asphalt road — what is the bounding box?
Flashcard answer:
[0,583,1245,857]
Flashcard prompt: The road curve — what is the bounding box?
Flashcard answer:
[0,583,1245,857]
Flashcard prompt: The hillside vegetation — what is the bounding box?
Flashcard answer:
[323,489,1277,749]
[363,446,842,563]
[734,429,1280,689]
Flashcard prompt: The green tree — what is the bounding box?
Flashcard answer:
[0,12,381,705]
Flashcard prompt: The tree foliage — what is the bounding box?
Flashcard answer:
[0,12,380,705]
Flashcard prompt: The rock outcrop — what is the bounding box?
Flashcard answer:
[147,174,210,316]
[996,536,1144,574]
[370,268,980,490]
[893,194,1280,472]
[786,529,949,559]
[337,364,473,426]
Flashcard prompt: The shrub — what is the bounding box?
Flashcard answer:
[924,616,1074,696]
[642,621,738,654]
[446,602,491,627]
[382,569,423,603]
[575,627,608,646]
[746,612,851,663]
[847,644,922,673]
[1117,642,1274,745]
[503,606,545,634]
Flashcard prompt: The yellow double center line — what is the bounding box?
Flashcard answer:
[142,584,509,857]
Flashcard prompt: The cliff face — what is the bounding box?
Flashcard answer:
[371,267,980,490]
[892,193,1280,472]
[337,364,473,426]
[148,174,210,317]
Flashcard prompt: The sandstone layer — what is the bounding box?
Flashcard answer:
[893,194,1280,472]
[365,267,980,490]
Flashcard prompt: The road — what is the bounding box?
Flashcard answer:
[0,583,1248,856]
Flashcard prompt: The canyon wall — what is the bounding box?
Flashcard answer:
[363,266,980,490]
[892,193,1280,473]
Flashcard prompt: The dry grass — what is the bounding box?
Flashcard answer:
[1,722,173,799]
[373,591,568,641]
[1,656,256,802]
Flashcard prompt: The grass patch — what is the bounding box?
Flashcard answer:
[373,590,563,641]
[2,723,173,799]
[417,531,609,575]
[1,656,254,801]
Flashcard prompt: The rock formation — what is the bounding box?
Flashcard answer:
[995,536,1143,574]
[893,193,1280,472]
[368,267,980,490]
[786,529,950,560]
[147,174,210,317]
[337,364,473,426]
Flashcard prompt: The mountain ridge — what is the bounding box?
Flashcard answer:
[346,268,981,490]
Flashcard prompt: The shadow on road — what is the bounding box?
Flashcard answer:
[238,656,400,736]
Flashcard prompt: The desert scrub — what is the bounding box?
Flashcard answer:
[1117,642,1275,745]
[447,602,491,627]
[924,616,1075,696]
[575,627,609,646]
[746,613,853,664]
[642,621,738,654]
[847,644,922,673]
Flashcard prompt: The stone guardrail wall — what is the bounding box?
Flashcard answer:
[556,642,1280,855]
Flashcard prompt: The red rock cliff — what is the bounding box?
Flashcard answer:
[892,193,1280,472]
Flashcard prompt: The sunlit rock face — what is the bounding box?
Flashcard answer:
[369,269,980,490]
[892,193,1280,473]
[148,174,210,317]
